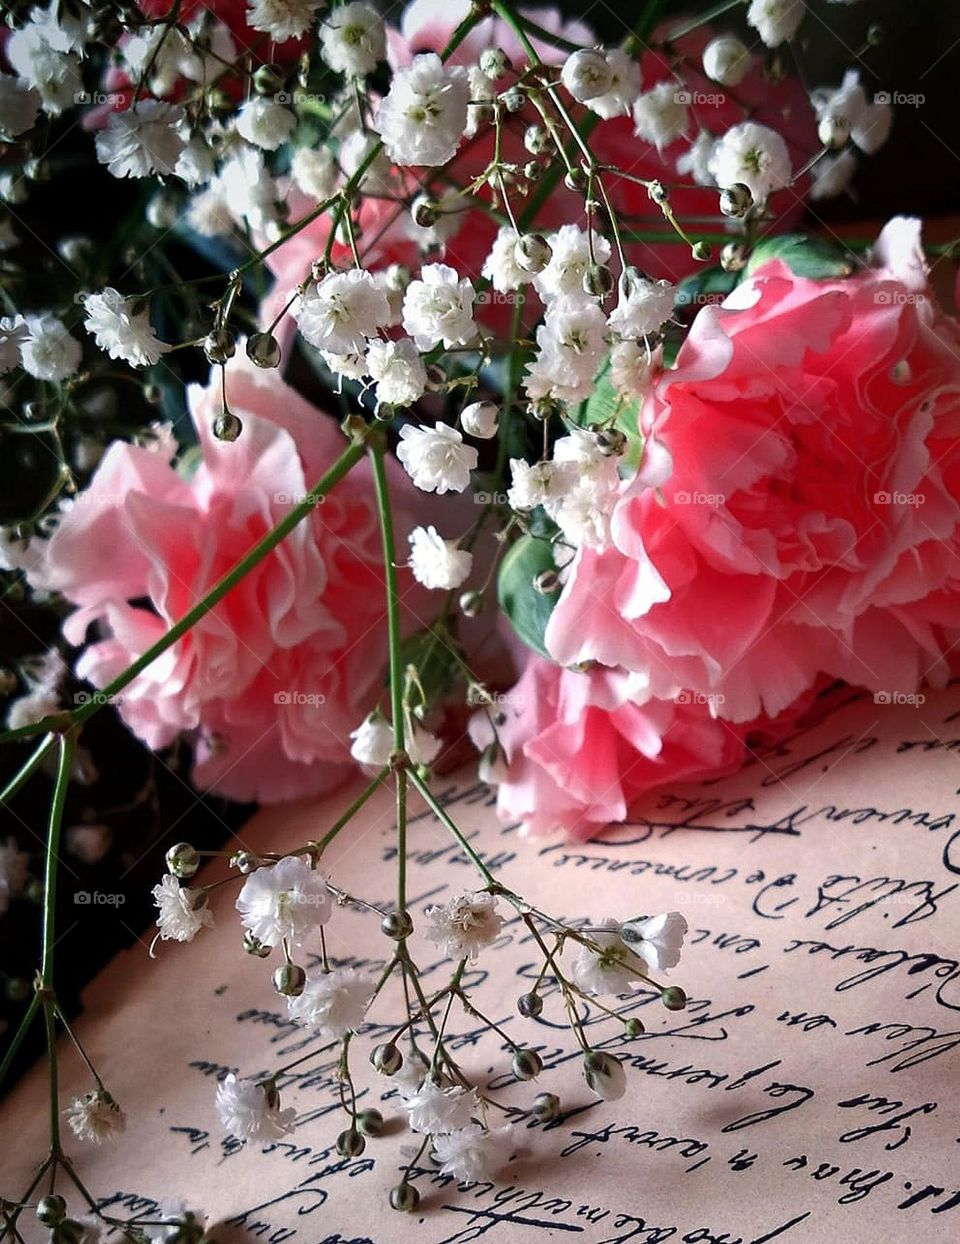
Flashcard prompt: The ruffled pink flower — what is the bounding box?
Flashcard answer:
[34,359,436,802]
[477,655,747,838]
[547,218,960,721]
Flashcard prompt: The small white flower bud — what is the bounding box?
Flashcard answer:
[246,332,282,369]
[818,112,851,150]
[461,400,499,439]
[502,87,525,113]
[531,1091,560,1121]
[371,1042,403,1075]
[517,991,543,1017]
[718,182,753,219]
[512,1049,543,1080]
[389,1183,420,1212]
[561,49,613,103]
[702,35,751,87]
[273,962,307,996]
[166,842,200,879]
[480,48,510,80]
[514,233,552,274]
[336,1127,366,1156]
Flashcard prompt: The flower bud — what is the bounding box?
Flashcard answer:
[459,589,484,617]
[524,124,550,155]
[336,1127,366,1157]
[691,241,712,263]
[36,1196,67,1227]
[647,180,669,204]
[718,182,753,219]
[531,1091,560,1122]
[720,241,747,272]
[512,1049,543,1080]
[818,113,851,150]
[480,48,510,80]
[702,35,750,87]
[533,570,560,595]
[213,412,243,442]
[273,962,306,996]
[514,233,552,274]
[583,262,615,298]
[203,328,236,365]
[561,49,613,103]
[583,1050,627,1100]
[461,400,499,439]
[624,1017,645,1038]
[244,930,271,957]
[389,1183,420,1212]
[412,195,440,228]
[253,62,285,95]
[231,850,261,873]
[357,1107,384,1136]
[246,332,281,369]
[502,88,525,113]
[661,985,687,1011]
[596,427,626,456]
[523,160,543,181]
[381,909,414,940]
[564,168,587,192]
[146,192,179,230]
[371,1042,403,1075]
[166,842,200,879]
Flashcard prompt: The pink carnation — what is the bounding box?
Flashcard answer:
[547,218,960,721]
[34,359,434,802]
[477,655,747,839]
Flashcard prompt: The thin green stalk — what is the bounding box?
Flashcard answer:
[369,441,408,910]
[0,734,56,804]
[407,768,497,888]
[316,765,390,854]
[0,993,40,1089]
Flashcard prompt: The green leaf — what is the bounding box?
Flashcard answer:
[745,234,857,280]
[575,362,644,471]
[497,534,559,659]
[675,265,738,311]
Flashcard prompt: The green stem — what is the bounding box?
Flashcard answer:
[0,734,56,803]
[316,765,390,854]
[0,993,40,1089]
[407,768,497,888]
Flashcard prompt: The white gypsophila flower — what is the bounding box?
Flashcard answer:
[0,316,28,374]
[433,1124,515,1183]
[397,422,478,495]
[0,837,28,915]
[402,263,476,350]
[152,874,213,943]
[0,71,41,138]
[482,226,534,293]
[236,855,330,947]
[215,1074,295,1141]
[746,0,805,47]
[338,127,396,196]
[584,1052,627,1101]
[187,183,235,237]
[709,121,791,202]
[322,349,366,384]
[524,297,607,405]
[408,525,472,591]
[349,711,394,768]
[65,1090,126,1144]
[676,129,717,185]
[219,147,280,233]
[122,26,191,96]
[83,289,172,368]
[812,70,891,156]
[95,101,186,179]
[702,35,751,87]
[374,265,408,326]
[507,459,570,513]
[585,48,642,120]
[402,1079,475,1134]
[297,269,390,355]
[6,3,84,116]
[425,890,503,961]
[180,17,237,87]
[247,0,324,41]
[286,966,375,1037]
[320,2,385,76]
[460,400,498,439]
[610,339,660,399]
[534,225,612,303]
[625,910,688,971]
[632,81,689,151]
[608,277,676,339]
[374,53,470,168]
[464,63,495,138]
[405,722,442,767]
[19,313,81,381]
[175,135,215,187]
[65,822,111,865]
[809,148,857,200]
[291,144,338,199]
[546,430,622,549]
[365,336,427,407]
[235,96,296,151]
[560,48,612,103]
[6,687,59,730]
[570,920,648,995]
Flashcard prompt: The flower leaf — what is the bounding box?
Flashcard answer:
[497,534,558,659]
[745,234,857,280]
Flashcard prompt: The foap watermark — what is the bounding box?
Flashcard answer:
[273,491,326,506]
[874,490,925,507]
[874,290,925,306]
[475,288,525,307]
[676,690,726,708]
[674,90,726,107]
[874,91,924,108]
[475,491,509,505]
[274,691,327,706]
[274,91,327,106]
[74,90,126,106]
[74,690,119,707]
[74,890,126,907]
[674,490,726,506]
[874,690,926,706]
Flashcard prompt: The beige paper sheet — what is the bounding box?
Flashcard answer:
[3,684,960,1244]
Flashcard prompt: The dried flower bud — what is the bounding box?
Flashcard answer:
[381,909,414,940]
[524,124,550,154]
[336,1127,366,1157]
[371,1042,403,1075]
[389,1183,420,1212]
[246,332,282,369]
[661,985,687,1011]
[36,1196,67,1227]
[514,233,552,274]
[623,1017,645,1038]
[273,962,306,996]
[531,1091,560,1122]
[512,1049,543,1080]
[166,842,200,879]
[718,182,753,219]
[647,180,668,204]
[357,1108,384,1136]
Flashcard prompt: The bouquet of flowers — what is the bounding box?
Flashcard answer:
[1,0,958,1232]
